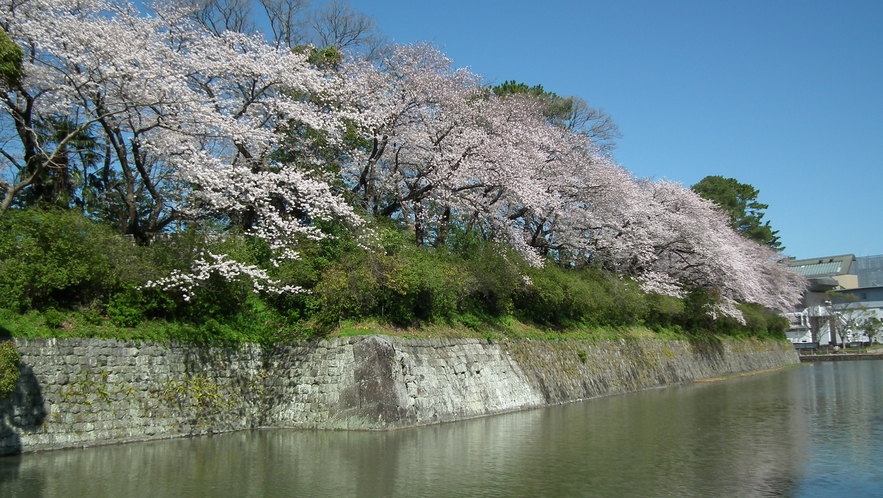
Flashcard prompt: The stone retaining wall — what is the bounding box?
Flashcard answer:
[799,353,883,362]
[0,336,798,454]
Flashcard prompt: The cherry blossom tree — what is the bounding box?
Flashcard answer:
[1,0,194,237]
[342,44,589,265]
[1,0,362,293]
[340,44,804,320]
[142,4,367,290]
[0,0,126,218]
[492,80,621,154]
[630,180,804,319]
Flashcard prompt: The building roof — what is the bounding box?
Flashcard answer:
[789,254,856,277]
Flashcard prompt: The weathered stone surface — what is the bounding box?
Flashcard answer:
[0,336,798,454]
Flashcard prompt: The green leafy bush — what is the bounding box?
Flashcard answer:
[0,340,20,398]
[0,209,121,311]
[42,308,65,329]
[456,246,521,318]
[714,302,789,340]
[313,238,524,327]
[314,249,419,325]
[107,291,147,328]
[644,293,686,331]
[514,265,646,328]
[0,208,791,342]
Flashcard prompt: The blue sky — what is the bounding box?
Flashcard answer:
[344,0,883,260]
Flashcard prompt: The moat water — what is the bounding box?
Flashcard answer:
[2,360,882,497]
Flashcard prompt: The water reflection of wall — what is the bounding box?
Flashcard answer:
[797,362,883,480]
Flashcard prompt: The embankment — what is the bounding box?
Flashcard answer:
[0,336,798,455]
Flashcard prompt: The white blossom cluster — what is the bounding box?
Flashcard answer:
[142,252,302,301]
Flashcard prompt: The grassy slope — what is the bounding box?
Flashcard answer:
[0,307,776,346]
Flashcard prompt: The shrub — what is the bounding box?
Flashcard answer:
[0,209,122,311]
[713,302,789,340]
[456,245,521,318]
[0,341,20,398]
[42,308,65,329]
[644,293,686,330]
[0,208,792,341]
[514,265,647,328]
[107,290,147,328]
[80,307,105,326]
[313,240,516,327]
[314,249,422,325]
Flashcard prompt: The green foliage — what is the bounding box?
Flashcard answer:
[644,293,686,331]
[514,265,646,328]
[15,118,103,210]
[0,210,304,343]
[43,308,65,329]
[0,209,786,343]
[455,245,521,318]
[316,248,426,325]
[492,80,549,98]
[0,209,121,311]
[711,302,788,340]
[859,317,883,343]
[80,307,104,326]
[691,175,782,250]
[313,236,523,327]
[0,340,21,398]
[107,291,147,328]
[681,289,719,332]
[492,80,574,126]
[0,27,24,88]
[295,44,344,69]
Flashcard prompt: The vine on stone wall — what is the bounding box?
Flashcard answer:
[158,375,239,426]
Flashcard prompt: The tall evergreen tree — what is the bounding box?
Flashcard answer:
[691,175,783,251]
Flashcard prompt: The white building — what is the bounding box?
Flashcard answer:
[786,254,883,346]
